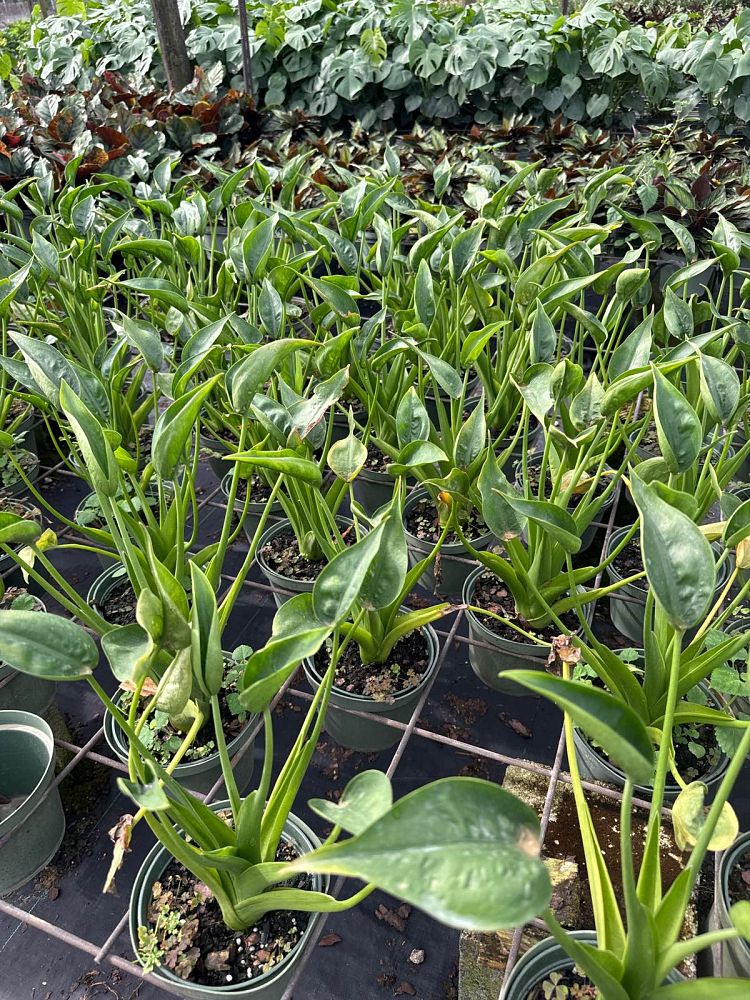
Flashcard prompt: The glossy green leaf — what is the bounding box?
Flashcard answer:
[242,216,276,280]
[388,440,447,476]
[155,646,192,717]
[724,498,750,548]
[699,354,739,426]
[505,671,654,784]
[652,365,701,474]
[60,381,118,497]
[136,588,164,642]
[360,502,408,610]
[117,774,170,812]
[652,980,750,998]
[449,224,484,281]
[309,770,393,836]
[312,526,383,625]
[531,302,556,364]
[102,624,154,685]
[631,474,715,630]
[227,339,314,413]
[663,286,693,339]
[0,513,42,546]
[501,492,582,553]
[152,376,220,478]
[289,368,349,440]
[0,610,98,680]
[671,781,738,852]
[729,901,750,943]
[115,313,164,371]
[227,448,322,486]
[328,430,367,483]
[291,777,550,931]
[396,388,430,448]
[190,562,223,698]
[609,315,653,381]
[453,398,486,470]
[240,627,330,712]
[414,258,436,327]
[478,452,523,539]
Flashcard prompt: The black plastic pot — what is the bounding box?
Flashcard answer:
[403,489,493,597]
[303,622,440,752]
[200,431,235,481]
[129,808,328,999]
[0,710,66,896]
[714,831,750,977]
[606,526,729,644]
[463,566,592,695]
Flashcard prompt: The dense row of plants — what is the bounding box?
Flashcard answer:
[0,142,749,997]
[16,0,750,130]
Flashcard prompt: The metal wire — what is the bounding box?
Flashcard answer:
[0,453,652,997]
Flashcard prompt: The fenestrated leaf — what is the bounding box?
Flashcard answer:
[671,781,738,852]
[652,365,701,474]
[309,770,393,836]
[0,512,42,546]
[312,526,384,625]
[631,474,715,631]
[0,609,98,680]
[102,624,154,684]
[240,627,331,712]
[505,671,654,784]
[288,777,550,931]
[152,376,220,479]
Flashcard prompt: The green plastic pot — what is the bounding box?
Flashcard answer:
[200,431,235,481]
[500,930,682,998]
[87,562,133,622]
[572,683,729,803]
[0,710,65,896]
[104,687,258,797]
[462,566,592,695]
[220,472,283,548]
[351,465,397,515]
[256,517,354,609]
[129,808,328,999]
[0,598,56,716]
[303,622,439,752]
[403,489,493,597]
[715,831,750,977]
[606,526,730,644]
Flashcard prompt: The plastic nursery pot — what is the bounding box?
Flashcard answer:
[514,453,614,554]
[351,463,398,516]
[0,710,66,896]
[462,565,592,696]
[715,830,750,977]
[403,489,494,598]
[572,683,729,804]
[220,472,283,548]
[605,526,730,644]
[0,598,56,716]
[103,686,257,797]
[0,449,40,499]
[255,517,354,610]
[302,622,440,753]
[500,930,682,998]
[200,431,235,481]
[423,376,481,426]
[129,807,328,1000]
[86,562,132,623]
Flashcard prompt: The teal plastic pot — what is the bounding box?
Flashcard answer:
[129,808,328,999]
[220,473,283,548]
[0,710,65,896]
[606,526,729,644]
[104,686,258,797]
[256,517,354,609]
[500,930,682,998]
[303,623,440,752]
[0,598,56,715]
[463,566,592,695]
[715,831,750,977]
[572,682,729,803]
[403,489,493,598]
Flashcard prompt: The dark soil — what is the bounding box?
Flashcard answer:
[146,842,312,987]
[235,474,275,505]
[0,497,39,521]
[95,576,137,626]
[405,497,486,545]
[609,535,647,591]
[525,967,597,999]
[470,571,579,642]
[260,525,356,582]
[728,848,750,907]
[363,449,390,473]
[314,628,430,701]
[522,461,609,508]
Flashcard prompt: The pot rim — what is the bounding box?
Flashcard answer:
[255,516,355,582]
[220,472,282,513]
[0,710,56,834]
[403,488,493,552]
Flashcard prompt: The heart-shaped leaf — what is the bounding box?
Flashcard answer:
[309,770,393,836]
[0,610,98,680]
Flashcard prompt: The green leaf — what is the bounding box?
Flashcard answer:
[227,339,314,413]
[60,381,118,497]
[652,980,750,997]
[671,781,738,852]
[505,671,655,784]
[309,770,393,836]
[478,452,523,540]
[155,646,192,717]
[115,313,164,372]
[190,562,223,698]
[730,901,750,943]
[651,365,701,474]
[152,377,220,479]
[359,501,408,610]
[290,777,550,931]
[531,302,556,364]
[453,398,486,470]
[631,474,715,631]
[0,513,42,546]
[242,216,276,280]
[396,388,430,447]
[414,258,436,327]
[227,448,322,486]
[117,773,171,811]
[102,624,154,685]
[0,610,98,680]
[663,286,693,340]
[258,278,284,338]
[450,224,484,281]
[312,526,383,626]
[388,440,447,476]
[240,627,331,712]
[699,353,739,426]
[609,315,652,380]
[501,492,582,554]
[328,429,367,483]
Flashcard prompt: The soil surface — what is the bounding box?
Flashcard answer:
[260,524,356,582]
[405,496,486,545]
[314,629,430,701]
[525,968,598,998]
[470,570,579,642]
[609,535,648,591]
[146,841,312,987]
[522,461,609,508]
[95,576,138,626]
[363,449,390,473]
[728,848,750,907]
[234,474,275,504]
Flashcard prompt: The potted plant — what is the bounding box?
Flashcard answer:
[0,585,54,716]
